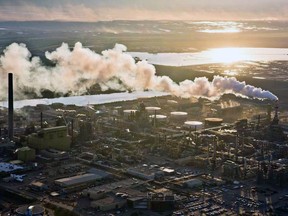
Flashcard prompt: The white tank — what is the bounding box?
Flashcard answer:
[145,106,161,114]
[170,111,188,121]
[167,100,178,105]
[184,121,203,130]
[149,114,167,122]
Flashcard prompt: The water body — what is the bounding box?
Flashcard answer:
[1,20,288,55]
[0,91,169,109]
[129,48,288,67]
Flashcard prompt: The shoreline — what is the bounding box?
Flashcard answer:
[0,91,169,109]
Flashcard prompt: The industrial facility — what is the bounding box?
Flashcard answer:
[0,73,288,216]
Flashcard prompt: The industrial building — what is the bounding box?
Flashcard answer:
[91,196,126,211]
[127,197,149,209]
[1,72,288,215]
[15,146,36,162]
[54,173,104,188]
[222,160,241,180]
[83,179,144,200]
[87,168,111,179]
[27,126,71,151]
[148,192,175,212]
[29,181,48,191]
[183,178,203,189]
[39,149,68,160]
[127,165,166,180]
[0,162,23,173]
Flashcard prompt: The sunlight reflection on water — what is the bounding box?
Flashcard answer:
[130,48,288,66]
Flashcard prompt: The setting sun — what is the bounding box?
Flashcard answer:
[208,47,248,64]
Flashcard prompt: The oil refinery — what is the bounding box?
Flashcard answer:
[0,73,288,216]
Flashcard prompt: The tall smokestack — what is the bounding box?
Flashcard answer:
[8,73,14,140]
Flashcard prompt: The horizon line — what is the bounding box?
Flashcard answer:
[0,18,286,23]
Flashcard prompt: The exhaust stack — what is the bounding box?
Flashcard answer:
[40,112,43,128]
[8,73,14,140]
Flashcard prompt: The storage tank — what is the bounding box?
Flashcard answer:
[205,118,223,127]
[184,121,203,130]
[145,106,161,114]
[167,100,178,106]
[149,114,167,122]
[16,205,45,216]
[170,112,188,121]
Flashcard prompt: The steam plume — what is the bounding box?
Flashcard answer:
[0,42,278,101]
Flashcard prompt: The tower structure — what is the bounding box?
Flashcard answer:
[271,102,279,125]
[8,73,14,140]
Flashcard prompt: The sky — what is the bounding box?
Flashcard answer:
[0,0,287,22]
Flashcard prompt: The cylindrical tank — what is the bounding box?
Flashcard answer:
[205,118,223,127]
[149,114,167,122]
[145,107,161,114]
[167,100,178,106]
[170,111,188,121]
[184,121,203,130]
[16,205,45,216]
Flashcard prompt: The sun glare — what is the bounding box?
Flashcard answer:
[208,48,248,64]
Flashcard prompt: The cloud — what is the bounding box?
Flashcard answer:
[0,0,287,21]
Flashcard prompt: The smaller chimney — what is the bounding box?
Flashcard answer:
[71,119,74,145]
[235,134,239,162]
[40,112,43,128]
[271,102,279,125]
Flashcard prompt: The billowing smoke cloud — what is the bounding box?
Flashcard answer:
[0,42,278,101]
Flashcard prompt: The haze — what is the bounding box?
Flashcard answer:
[0,0,287,22]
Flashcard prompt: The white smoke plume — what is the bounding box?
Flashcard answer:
[0,42,278,101]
